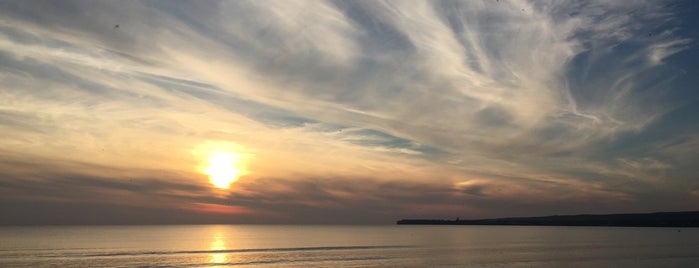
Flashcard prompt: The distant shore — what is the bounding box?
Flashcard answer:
[397,211,699,227]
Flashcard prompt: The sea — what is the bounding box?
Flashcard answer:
[1,225,698,267]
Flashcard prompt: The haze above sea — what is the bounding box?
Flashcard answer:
[1,225,698,267]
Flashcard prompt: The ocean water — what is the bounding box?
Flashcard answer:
[1,225,698,267]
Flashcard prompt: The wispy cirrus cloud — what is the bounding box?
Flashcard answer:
[1,0,698,223]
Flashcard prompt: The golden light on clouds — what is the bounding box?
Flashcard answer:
[1,0,697,225]
[194,141,252,189]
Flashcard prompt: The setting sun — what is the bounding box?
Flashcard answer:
[205,152,242,189]
[194,142,252,189]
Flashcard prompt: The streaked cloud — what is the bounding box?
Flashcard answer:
[1,0,698,224]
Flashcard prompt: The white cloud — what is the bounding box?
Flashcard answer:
[0,0,695,214]
[648,38,692,65]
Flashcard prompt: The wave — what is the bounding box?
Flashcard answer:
[150,255,399,268]
[43,245,414,258]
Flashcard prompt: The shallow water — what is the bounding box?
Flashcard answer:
[1,225,698,267]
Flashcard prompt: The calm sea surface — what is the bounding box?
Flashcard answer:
[1,225,698,267]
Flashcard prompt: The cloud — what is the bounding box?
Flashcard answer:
[0,0,698,223]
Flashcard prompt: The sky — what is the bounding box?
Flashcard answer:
[1,0,698,225]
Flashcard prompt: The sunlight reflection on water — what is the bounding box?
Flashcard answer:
[1,225,699,267]
[208,229,229,265]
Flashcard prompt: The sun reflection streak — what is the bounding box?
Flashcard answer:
[208,231,228,265]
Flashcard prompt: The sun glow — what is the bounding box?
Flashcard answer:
[205,152,242,189]
[195,142,251,189]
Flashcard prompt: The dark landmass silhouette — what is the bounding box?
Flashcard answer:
[397,211,699,227]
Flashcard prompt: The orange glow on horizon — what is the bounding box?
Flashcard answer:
[189,203,256,215]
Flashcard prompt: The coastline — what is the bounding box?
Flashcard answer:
[397,211,699,227]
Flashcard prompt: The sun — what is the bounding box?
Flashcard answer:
[205,152,242,189]
[194,142,251,189]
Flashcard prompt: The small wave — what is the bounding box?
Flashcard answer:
[46,245,413,258]
[146,255,399,268]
